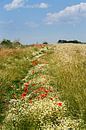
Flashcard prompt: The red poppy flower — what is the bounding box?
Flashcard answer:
[24,82,29,87]
[50,97,53,101]
[32,84,36,86]
[38,93,47,99]
[24,87,28,93]
[38,87,45,91]
[21,92,27,99]
[44,89,49,93]
[57,102,62,107]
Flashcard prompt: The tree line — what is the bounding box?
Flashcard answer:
[58,40,86,44]
[0,39,86,48]
[0,39,23,48]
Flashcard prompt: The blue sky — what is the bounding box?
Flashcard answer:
[0,0,86,44]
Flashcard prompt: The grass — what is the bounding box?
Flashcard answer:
[44,44,86,127]
[0,47,35,123]
[0,44,86,129]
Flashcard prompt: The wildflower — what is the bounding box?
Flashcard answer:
[44,89,49,93]
[34,87,49,94]
[38,93,47,99]
[10,85,14,88]
[24,86,28,93]
[24,82,29,87]
[50,97,53,101]
[32,60,38,66]
[38,87,45,91]
[33,90,38,94]
[21,92,27,99]
[34,87,44,94]
[32,84,36,86]
[57,102,62,107]
[48,87,53,92]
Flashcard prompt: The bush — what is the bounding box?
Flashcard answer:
[0,39,12,48]
[0,39,23,48]
[43,42,48,45]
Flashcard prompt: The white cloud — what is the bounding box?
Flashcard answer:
[25,3,49,9]
[38,3,48,8]
[4,1,48,11]
[4,0,24,11]
[46,2,86,24]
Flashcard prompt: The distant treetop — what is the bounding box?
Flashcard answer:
[58,40,82,44]
[43,42,48,44]
[0,39,23,48]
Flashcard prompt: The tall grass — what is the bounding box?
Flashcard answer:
[0,47,35,123]
[44,44,86,128]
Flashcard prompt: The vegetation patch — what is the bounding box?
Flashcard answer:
[0,44,86,129]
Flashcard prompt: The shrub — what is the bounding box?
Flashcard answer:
[0,39,12,48]
[43,42,48,45]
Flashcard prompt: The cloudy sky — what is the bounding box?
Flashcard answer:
[0,0,86,44]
